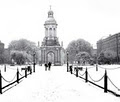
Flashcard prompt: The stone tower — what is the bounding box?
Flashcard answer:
[40,8,65,66]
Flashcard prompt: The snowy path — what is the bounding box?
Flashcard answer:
[0,65,120,102]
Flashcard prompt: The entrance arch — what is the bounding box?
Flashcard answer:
[47,51,55,64]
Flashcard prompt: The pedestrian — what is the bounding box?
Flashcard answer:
[48,62,52,71]
[44,63,48,71]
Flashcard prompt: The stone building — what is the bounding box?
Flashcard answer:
[39,8,65,65]
[97,33,120,57]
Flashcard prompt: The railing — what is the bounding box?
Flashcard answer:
[68,65,120,97]
[0,65,33,94]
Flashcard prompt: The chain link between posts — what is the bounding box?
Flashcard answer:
[88,72,105,82]
[107,76,120,91]
[1,73,17,83]
[19,71,24,77]
[73,64,120,94]
[98,66,120,70]
[78,71,86,76]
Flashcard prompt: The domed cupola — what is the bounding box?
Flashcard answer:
[45,8,57,25]
[44,7,58,40]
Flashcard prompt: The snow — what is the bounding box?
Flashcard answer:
[74,64,120,94]
[0,65,120,102]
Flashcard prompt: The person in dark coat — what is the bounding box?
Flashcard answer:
[44,63,48,71]
[48,62,52,71]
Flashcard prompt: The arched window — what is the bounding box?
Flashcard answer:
[49,28,52,30]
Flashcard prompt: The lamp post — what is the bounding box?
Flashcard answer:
[67,51,69,72]
[95,54,98,71]
[33,52,36,73]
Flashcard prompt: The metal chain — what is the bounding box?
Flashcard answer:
[2,73,17,83]
[19,71,24,77]
[107,76,120,91]
[7,66,17,70]
[82,66,95,69]
[88,73,104,82]
[98,66,120,70]
[78,71,86,76]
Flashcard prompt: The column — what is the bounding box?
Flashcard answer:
[59,48,61,63]
[57,50,58,62]
[55,27,57,37]
[46,28,48,37]
[45,28,47,37]
[49,28,52,38]
[52,28,54,38]
[54,28,56,37]
[44,49,45,63]
[57,49,59,62]
[41,50,43,63]
[48,28,49,38]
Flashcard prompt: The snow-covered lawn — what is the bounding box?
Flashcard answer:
[0,65,28,87]
[0,65,120,102]
[73,64,120,95]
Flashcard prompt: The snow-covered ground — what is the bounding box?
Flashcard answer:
[73,64,120,95]
[0,65,120,102]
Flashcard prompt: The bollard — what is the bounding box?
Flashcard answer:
[67,62,69,72]
[33,63,35,73]
[17,68,19,83]
[25,69,27,78]
[104,70,108,93]
[4,65,6,72]
[70,66,72,74]
[96,64,98,71]
[0,70,2,94]
[85,68,88,83]
[76,68,78,77]
[30,67,32,75]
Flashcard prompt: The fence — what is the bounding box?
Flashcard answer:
[68,65,120,97]
[0,65,33,94]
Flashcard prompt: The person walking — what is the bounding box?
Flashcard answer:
[48,62,52,71]
[44,63,48,71]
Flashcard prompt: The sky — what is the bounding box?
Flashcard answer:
[0,0,120,49]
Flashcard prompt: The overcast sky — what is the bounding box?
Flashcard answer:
[0,0,120,48]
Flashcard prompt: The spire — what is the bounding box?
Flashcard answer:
[50,5,51,10]
[48,5,53,18]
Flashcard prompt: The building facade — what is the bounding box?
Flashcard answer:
[97,33,120,57]
[39,9,65,65]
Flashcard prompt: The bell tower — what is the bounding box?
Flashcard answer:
[44,7,57,39]
[40,7,65,66]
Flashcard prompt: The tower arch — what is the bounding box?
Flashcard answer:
[46,51,55,64]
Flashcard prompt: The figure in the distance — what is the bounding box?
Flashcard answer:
[48,62,52,71]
